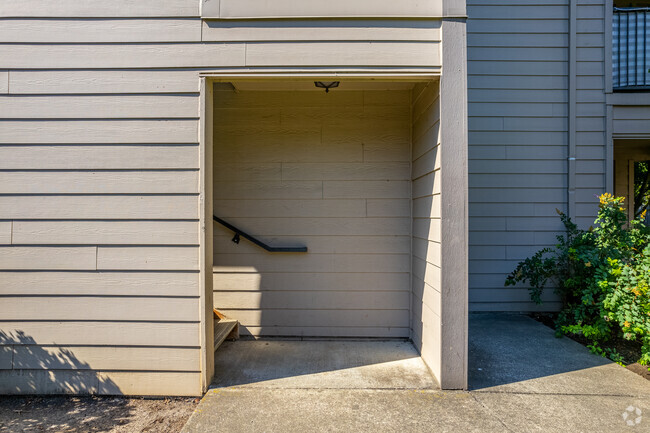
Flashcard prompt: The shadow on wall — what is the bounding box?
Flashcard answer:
[0,330,121,395]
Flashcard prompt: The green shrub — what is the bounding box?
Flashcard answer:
[506,193,650,365]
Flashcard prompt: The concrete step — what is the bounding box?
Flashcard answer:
[214,318,239,352]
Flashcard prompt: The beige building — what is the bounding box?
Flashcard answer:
[0,0,648,396]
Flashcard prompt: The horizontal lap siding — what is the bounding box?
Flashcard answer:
[575,0,605,225]
[0,7,441,395]
[467,1,569,312]
[410,81,442,370]
[212,90,411,337]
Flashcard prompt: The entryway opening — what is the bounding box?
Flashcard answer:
[613,139,650,223]
[209,78,438,339]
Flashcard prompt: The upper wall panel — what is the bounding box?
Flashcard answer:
[202,0,444,18]
[0,0,199,17]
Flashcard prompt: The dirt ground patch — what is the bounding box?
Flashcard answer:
[0,396,198,433]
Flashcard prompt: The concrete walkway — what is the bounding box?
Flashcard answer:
[182,314,650,432]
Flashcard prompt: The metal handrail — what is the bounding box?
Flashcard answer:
[213,215,307,253]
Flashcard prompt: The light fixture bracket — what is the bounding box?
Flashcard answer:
[314,81,340,93]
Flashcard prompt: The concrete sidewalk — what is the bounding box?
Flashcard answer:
[181,314,650,432]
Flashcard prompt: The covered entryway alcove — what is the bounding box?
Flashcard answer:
[200,70,468,391]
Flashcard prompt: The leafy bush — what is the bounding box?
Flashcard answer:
[506,193,650,365]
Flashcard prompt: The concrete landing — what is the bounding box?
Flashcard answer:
[182,315,650,433]
[211,340,436,390]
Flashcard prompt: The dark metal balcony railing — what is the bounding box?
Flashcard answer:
[613,7,650,90]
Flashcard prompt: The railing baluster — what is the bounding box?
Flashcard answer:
[614,7,650,91]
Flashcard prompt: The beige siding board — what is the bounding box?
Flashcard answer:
[98,372,200,396]
[97,247,199,271]
[0,171,198,194]
[0,271,199,296]
[0,221,11,245]
[214,163,281,182]
[244,42,440,67]
[213,272,409,292]
[12,221,198,245]
[214,181,323,200]
[216,0,442,18]
[212,217,410,236]
[0,71,7,93]
[203,20,441,42]
[0,195,199,220]
[0,145,199,170]
[0,370,100,395]
[0,247,96,270]
[214,234,411,255]
[2,297,197,321]
[0,120,197,144]
[0,95,198,119]
[282,162,410,181]
[0,19,201,42]
[221,309,409,328]
[10,70,200,94]
[0,322,199,347]
[0,0,199,17]
[323,181,410,199]
[366,199,411,217]
[13,346,199,372]
[214,199,366,218]
[215,291,409,310]
[0,44,244,69]
[214,253,409,274]
[240,326,409,338]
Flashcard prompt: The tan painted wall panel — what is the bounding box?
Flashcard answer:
[215,290,409,310]
[1,297,198,321]
[0,221,11,245]
[97,246,199,271]
[213,253,410,274]
[213,271,410,292]
[0,0,199,17]
[0,145,199,170]
[215,0,442,18]
[0,322,199,347]
[0,71,7,93]
[0,271,199,296]
[0,120,198,144]
[9,70,200,94]
[213,217,411,236]
[220,309,409,328]
[0,44,244,69]
[0,94,198,118]
[214,199,366,218]
[12,221,198,245]
[213,234,410,255]
[0,171,198,194]
[202,19,441,42]
[281,162,410,181]
[0,246,96,270]
[214,181,323,200]
[213,89,411,335]
[241,326,409,338]
[245,42,440,67]
[0,196,199,220]
[98,372,201,396]
[0,19,201,42]
[13,346,199,371]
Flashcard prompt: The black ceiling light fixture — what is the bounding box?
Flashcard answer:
[314,81,340,93]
